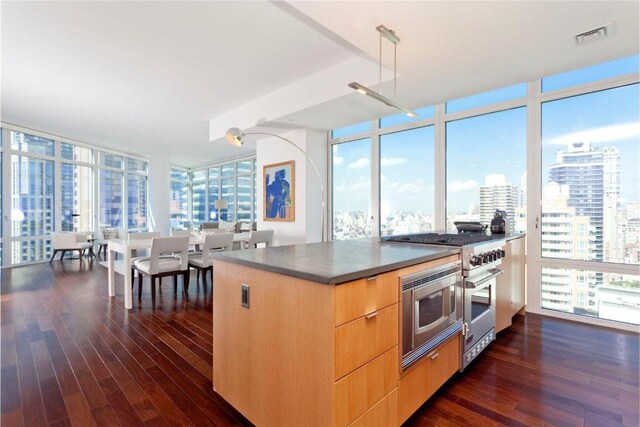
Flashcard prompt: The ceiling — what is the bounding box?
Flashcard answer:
[2,1,638,168]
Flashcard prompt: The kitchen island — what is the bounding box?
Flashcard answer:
[211,238,461,427]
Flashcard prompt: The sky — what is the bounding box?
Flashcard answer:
[332,55,640,216]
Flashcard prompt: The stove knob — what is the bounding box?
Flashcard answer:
[470,256,479,266]
[491,251,497,261]
[500,249,506,258]
[483,254,490,264]
[496,250,502,259]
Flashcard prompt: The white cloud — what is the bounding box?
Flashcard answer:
[380,157,407,167]
[397,182,424,193]
[349,181,371,191]
[333,155,344,165]
[348,157,370,168]
[448,179,479,192]
[549,123,640,146]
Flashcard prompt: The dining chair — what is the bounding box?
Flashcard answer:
[131,236,190,307]
[170,229,191,237]
[187,233,234,287]
[244,230,275,249]
[128,231,161,257]
[96,228,125,258]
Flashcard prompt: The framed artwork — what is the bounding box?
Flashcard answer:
[263,160,295,222]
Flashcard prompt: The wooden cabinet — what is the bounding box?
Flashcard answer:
[398,334,460,424]
[212,254,460,427]
[496,236,526,333]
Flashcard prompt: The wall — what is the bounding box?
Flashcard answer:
[256,129,327,246]
[147,153,171,236]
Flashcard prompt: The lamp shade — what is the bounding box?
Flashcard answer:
[225,128,244,147]
[214,199,228,210]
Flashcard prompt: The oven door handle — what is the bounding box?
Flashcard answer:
[465,268,503,289]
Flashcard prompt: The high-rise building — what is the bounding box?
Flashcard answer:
[479,174,518,231]
[548,141,620,262]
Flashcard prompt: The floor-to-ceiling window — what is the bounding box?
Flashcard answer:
[329,54,639,330]
[537,59,639,325]
[332,136,372,240]
[380,126,435,235]
[191,170,207,228]
[0,126,149,266]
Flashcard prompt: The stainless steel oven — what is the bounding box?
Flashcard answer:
[462,266,502,369]
[400,261,463,371]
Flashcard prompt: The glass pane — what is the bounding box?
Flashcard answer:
[331,121,371,139]
[237,160,252,174]
[237,175,252,221]
[446,108,527,232]
[61,143,93,163]
[127,174,147,229]
[171,167,188,181]
[541,84,639,264]
[332,138,372,239]
[541,267,639,325]
[221,177,235,221]
[127,158,148,173]
[222,163,235,177]
[170,177,189,229]
[209,167,219,180]
[11,239,52,265]
[192,179,206,227]
[253,173,257,221]
[380,126,435,235]
[11,131,55,156]
[543,55,640,92]
[380,106,435,128]
[418,292,443,327]
[446,84,526,114]
[208,179,220,221]
[11,155,55,237]
[101,153,123,169]
[99,170,123,228]
[192,170,207,181]
[61,163,94,232]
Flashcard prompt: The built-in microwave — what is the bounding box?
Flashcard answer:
[400,261,463,371]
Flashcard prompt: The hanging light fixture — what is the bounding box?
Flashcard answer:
[349,24,417,118]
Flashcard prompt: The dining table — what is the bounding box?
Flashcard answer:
[108,232,251,309]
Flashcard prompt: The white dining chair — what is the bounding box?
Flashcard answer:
[128,231,161,258]
[131,236,190,307]
[244,230,275,249]
[187,233,234,287]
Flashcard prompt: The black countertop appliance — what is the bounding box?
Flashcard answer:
[490,210,507,234]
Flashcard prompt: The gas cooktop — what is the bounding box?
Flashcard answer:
[383,233,494,247]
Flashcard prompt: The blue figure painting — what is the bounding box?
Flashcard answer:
[264,161,294,221]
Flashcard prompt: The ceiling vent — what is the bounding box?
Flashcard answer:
[574,24,613,45]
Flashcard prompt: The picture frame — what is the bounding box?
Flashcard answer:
[263,160,295,222]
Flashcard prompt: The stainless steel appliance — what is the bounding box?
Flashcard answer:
[490,210,508,234]
[384,232,507,370]
[399,260,463,371]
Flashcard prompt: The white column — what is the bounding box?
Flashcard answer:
[147,153,171,236]
[256,129,327,246]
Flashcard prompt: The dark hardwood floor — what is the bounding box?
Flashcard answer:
[1,260,638,426]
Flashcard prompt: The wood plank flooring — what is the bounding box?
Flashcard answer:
[1,260,638,426]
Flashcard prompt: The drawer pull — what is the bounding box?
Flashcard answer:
[365,311,379,319]
[428,351,440,360]
[366,276,379,282]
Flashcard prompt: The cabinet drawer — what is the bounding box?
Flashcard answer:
[335,346,398,426]
[398,334,460,424]
[336,304,398,380]
[336,272,399,326]
[348,388,398,427]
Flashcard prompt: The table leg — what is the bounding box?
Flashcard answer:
[108,247,115,297]
[123,249,133,310]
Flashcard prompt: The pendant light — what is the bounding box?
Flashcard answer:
[348,24,417,118]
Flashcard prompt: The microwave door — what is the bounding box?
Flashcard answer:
[412,282,450,348]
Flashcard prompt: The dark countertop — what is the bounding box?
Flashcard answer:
[211,238,460,284]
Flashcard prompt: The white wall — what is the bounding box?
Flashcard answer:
[147,153,171,236]
[256,129,327,246]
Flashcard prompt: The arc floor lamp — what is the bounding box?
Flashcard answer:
[225,128,325,242]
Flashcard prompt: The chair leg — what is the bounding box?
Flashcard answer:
[49,250,58,263]
[173,275,178,295]
[138,273,143,300]
[60,250,66,260]
[195,268,200,283]
[183,271,190,294]
[131,268,135,289]
[151,275,157,307]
